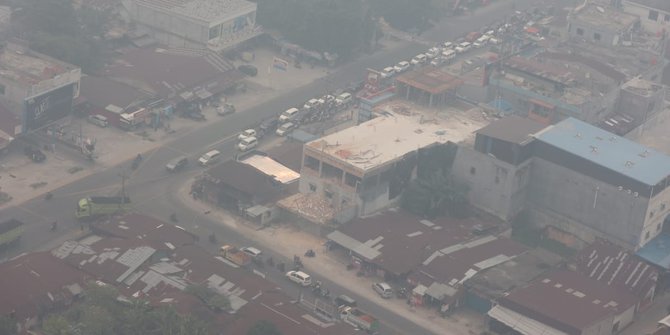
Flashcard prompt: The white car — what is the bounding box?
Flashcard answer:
[372,282,393,298]
[394,61,410,73]
[286,270,312,286]
[237,129,257,141]
[276,122,296,136]
[237,136,258,152]
[303,98,323,110]
[455,42,472,53]
[410,54,427,65]
[381,66,395,78]
[425,47,441,59]
[443,41,454,50]
[430,56,446,67]
[279,107,300,122]
[241,247,262,258]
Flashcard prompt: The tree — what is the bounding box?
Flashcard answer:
[0,315,17,335]
[42,315,72,335]
[369,0,439,32]
[247,320,283,335]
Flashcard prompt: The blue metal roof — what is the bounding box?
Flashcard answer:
[534,117,670,186]
[636,233,670,270]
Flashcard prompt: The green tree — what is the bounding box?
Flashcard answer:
[42,315,72,335]
[402,170,469,218]
[247,320,283,335]
[0,315,17,335]
[369,0,439,32]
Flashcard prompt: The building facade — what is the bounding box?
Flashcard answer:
[622,0,670,34]
[121,0,259,51]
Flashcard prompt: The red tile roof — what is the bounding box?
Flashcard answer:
[0,252,88,320]
[576,239,658,304]
[500,270,638,334]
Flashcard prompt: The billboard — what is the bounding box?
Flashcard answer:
[24,83,75,131]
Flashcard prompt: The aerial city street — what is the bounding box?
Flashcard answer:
[2,0,670,334]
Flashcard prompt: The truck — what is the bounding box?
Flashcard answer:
[75,196,131,220]
[119,108,149,130]
[0,219,24,249]
[339,306,380,334]
[219,245,252,267]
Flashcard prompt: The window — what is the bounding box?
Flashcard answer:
[649,10,659,21]
[593,33,601,41]
[470,167,476,175]
[576,28,584,36]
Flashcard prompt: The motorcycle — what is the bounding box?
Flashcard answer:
[304,249,315,257]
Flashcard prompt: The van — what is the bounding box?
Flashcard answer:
[455,42,471,53]
[279,108,299,122]
[410,54,427,65]
[88,114,108,128]
[237,137,258,152]
[335,92,353,106]
[198,150,221,166]
[442,49,456,61]
[286,270,312,286]
[372,282,394,299]
[165,156,188,172]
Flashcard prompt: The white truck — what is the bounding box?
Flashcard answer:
[339,306,380,334]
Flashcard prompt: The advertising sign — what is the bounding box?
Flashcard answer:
[24,83,75,131]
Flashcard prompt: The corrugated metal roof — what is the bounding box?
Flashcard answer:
[489,305,569,335]
[534,117,670,185]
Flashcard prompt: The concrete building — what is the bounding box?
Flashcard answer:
[0,42,81,134]
[121,0,260,51]
[298,101,485,218]
[568,3,640,47]
[601,77,666,135]
[394,66,463,107]
[529,117,670,250]
[488,270,638,335]
[452,115,546,221]
[622,0,670,34]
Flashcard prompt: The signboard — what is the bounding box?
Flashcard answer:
[24,83,75,131]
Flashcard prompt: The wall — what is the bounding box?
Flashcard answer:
[529,158,650,250]
[581,313,616,335]
[640,184,670,248]
[622,1,670,34]
[451,146,531,221]
[568,18,620,47]
[617,85,666,124]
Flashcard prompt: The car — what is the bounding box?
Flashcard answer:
[279,107,300,122]
[198,150,221,166]
[237,136,258,151]
[275,122,296,136]
[24,146,46,163]
[322,94,336,104]
[425,47,441,59]
[237,64,258,77]
[443,41,454,50]
[286,270,312,286]
[241,247,262,258]
[380,66,395,78]
[165,156,188,172]
[259,118,279,136]
[335,92,353,106]
[303,98,323,110]
[238,129,257,141]
[394,61,410,73]
[410,54,427,65]
[372,282,393,298]
[455,42,472,53]
[430,56,446,67]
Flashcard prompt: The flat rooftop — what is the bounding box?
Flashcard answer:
[306,101,486,172]
[395,66,463,95]
[0,43,78,87]
[571,3,639,32]
[135,0,256,23]
[240,155,299,184]
[534,117,670,186]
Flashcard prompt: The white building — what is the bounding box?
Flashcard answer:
[623,0,670,34]
[121,0,259,51]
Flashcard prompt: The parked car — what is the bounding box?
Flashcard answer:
[279,107,300,122]
[217,103,235,116]
[165,156,189,172]
[24,146,46,163]
[380,67,395,78]
[442,49,456,61]
[238,129,257,141]
[430,56,446,67]
[443,41,454,50]
[303,98,323,110]
[425,47,441,59]
[394,61,410,73]
[259,118,279,136]
[372,282,393,299]
[275,122,296,136]
[237,137,258,152]
[410,54,428,65]
[241,247,263,258]
[237,64,258,77]
[455,42,472,53]
[335,92,353,106]
[286,270,312,286]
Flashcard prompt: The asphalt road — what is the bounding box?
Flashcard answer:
[0,1,575,334]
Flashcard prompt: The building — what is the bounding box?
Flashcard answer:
[452,115,547,221]
[488,269,638,335]
[0,102,20,152]
[394,66,463,107]
[298,101,485,218]
[121,0,260,51]
[407,236,527,314]
[575,239,658,311]
[489,54,621,126]
[0,252,87,332]
[529,117,670,250]
[0,42,81,134]
[601,76,666,136]
[92,213,199,247]
[78,76,153,127]
[568,3,640,47]
[326,209,495,278]
[465,248,564,314]
[622,0,670,34]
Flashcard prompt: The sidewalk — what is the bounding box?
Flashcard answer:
[176,180,488,335]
